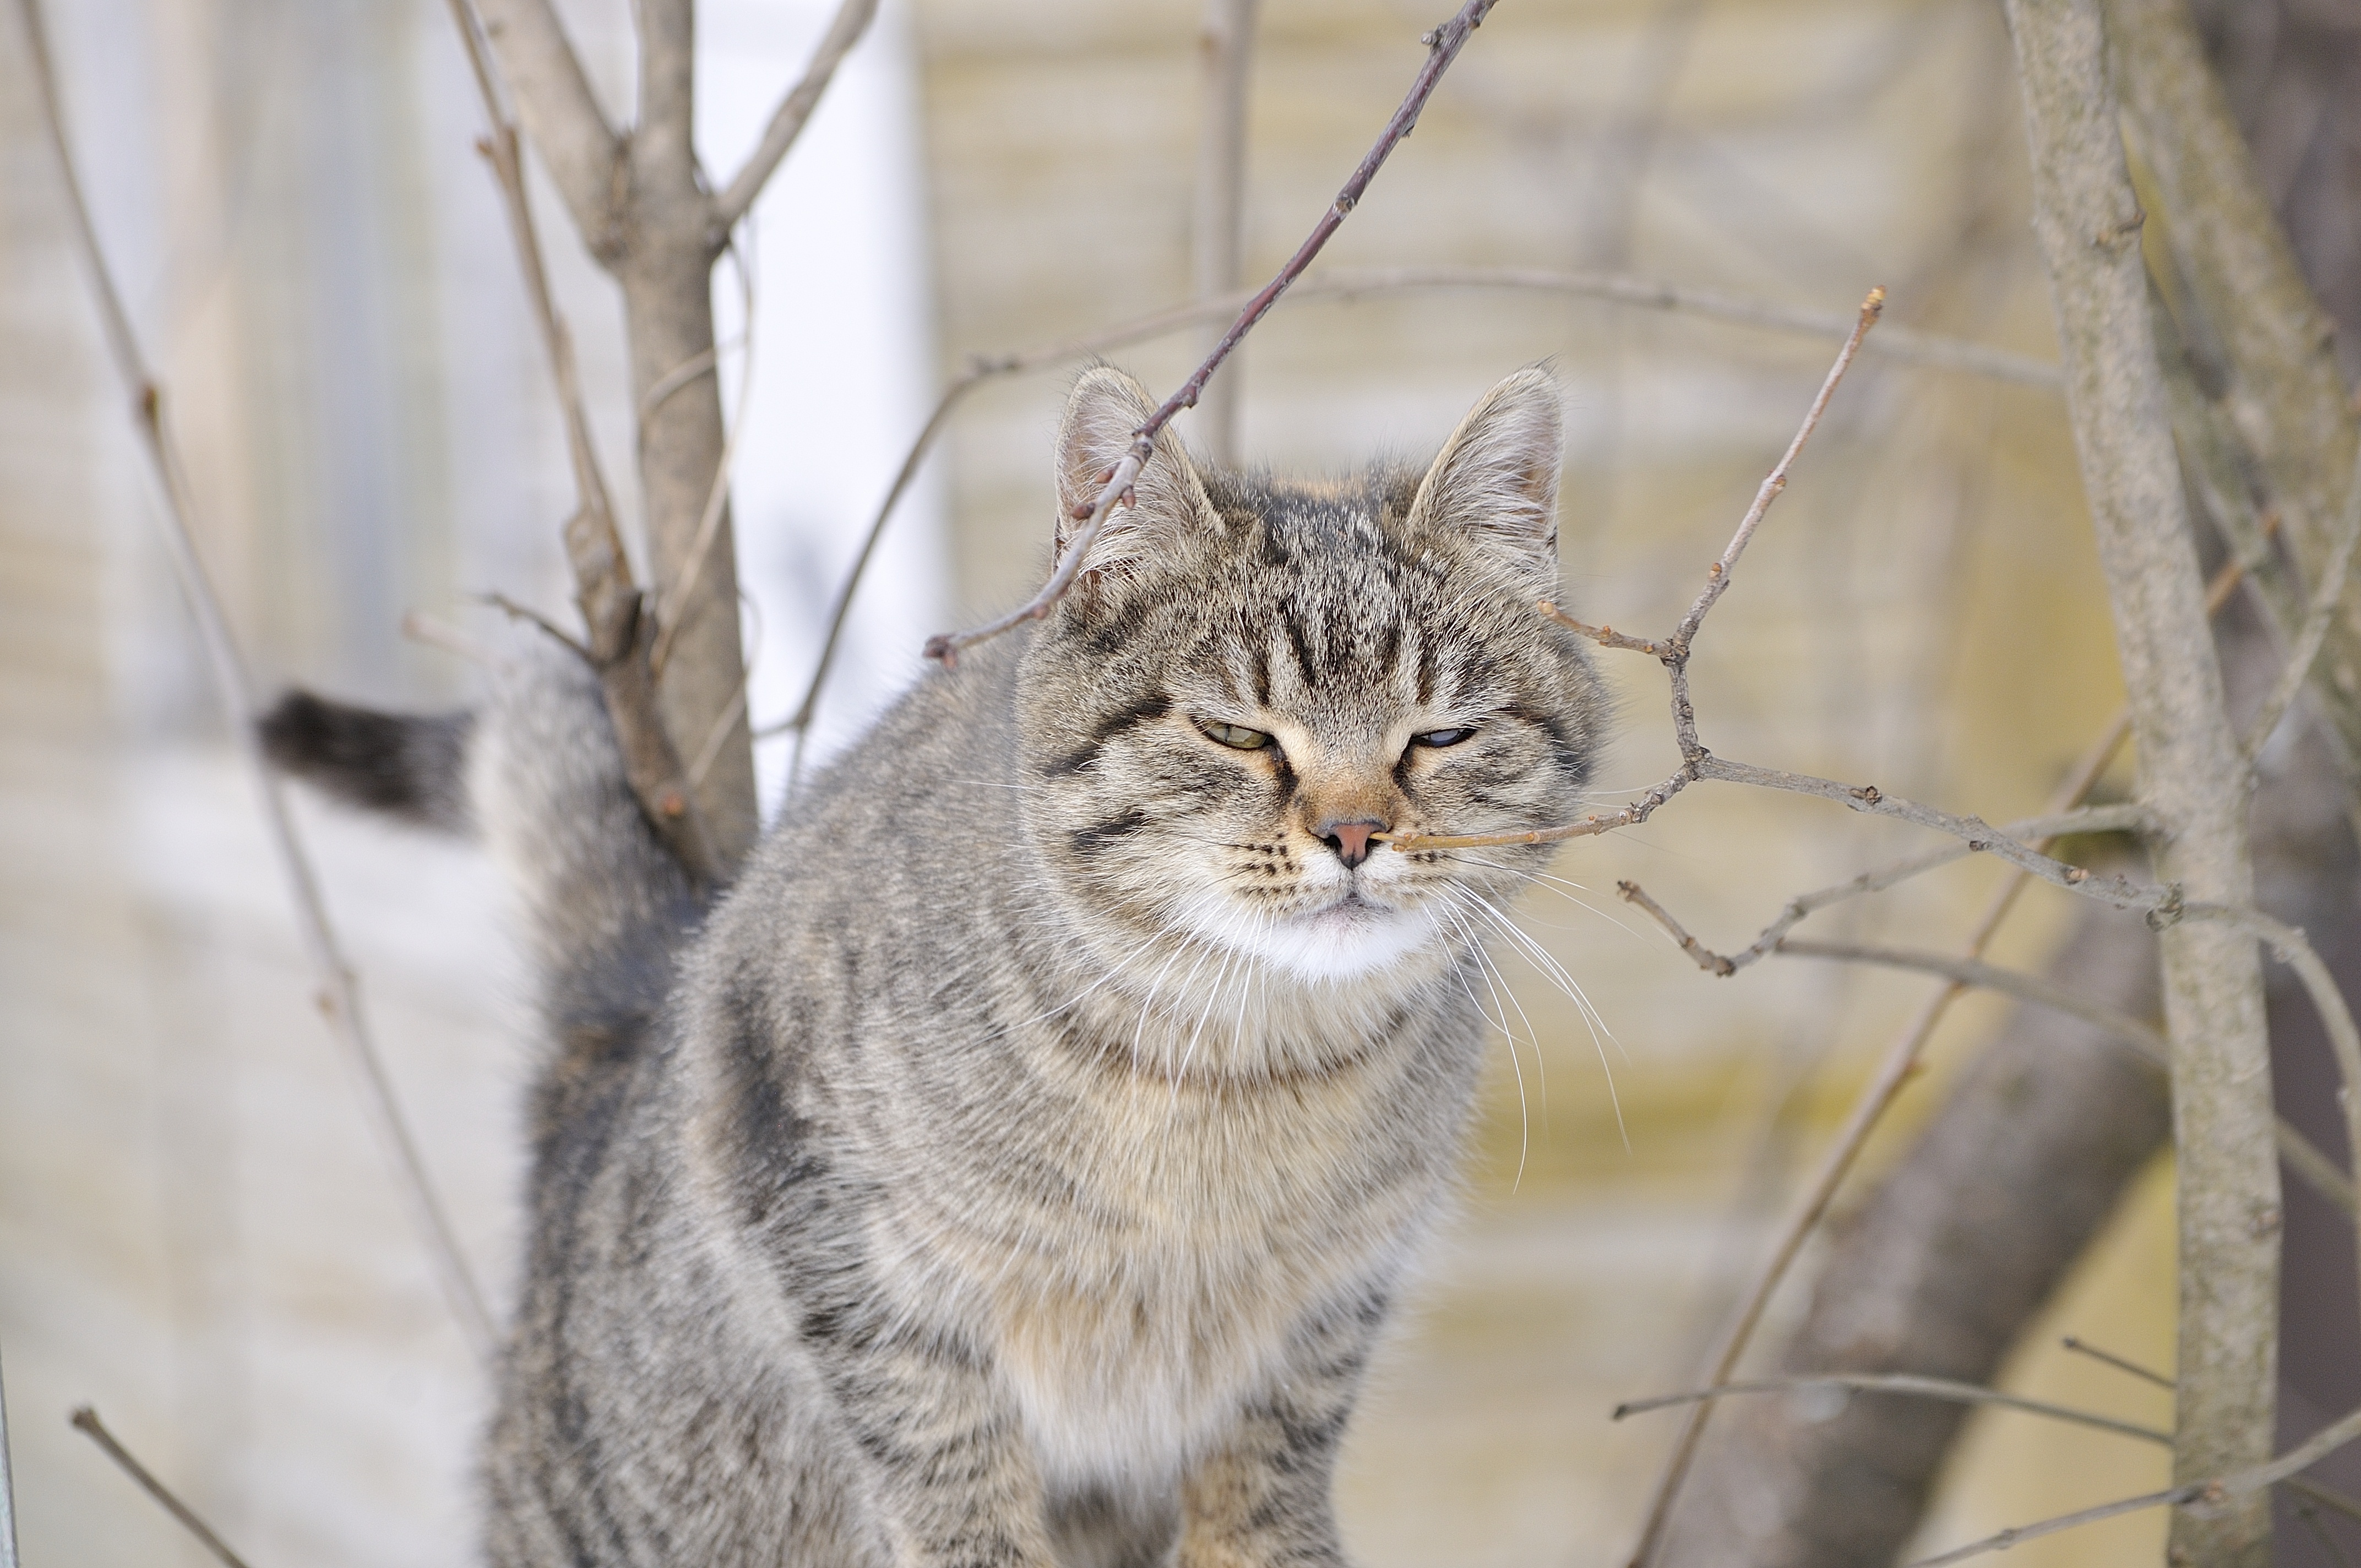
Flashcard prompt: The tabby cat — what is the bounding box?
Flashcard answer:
[265,365,1606,1566]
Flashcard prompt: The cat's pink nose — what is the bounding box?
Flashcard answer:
[1320,819,1383,869]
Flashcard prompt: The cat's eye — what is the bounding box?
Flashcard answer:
[1200,721,1274,751]
[1411,726,1477,749]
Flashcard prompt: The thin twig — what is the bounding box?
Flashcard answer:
[1907,1397,2361,1566]
[1619,803,2150,976]
[70,1408,257,1568]
[710,0,879,235]
[922,0,1503,666]
[1903,1488,2186,1567]
[0,1348,17,1568]
[2243,440,2361,763]
[1611,1372,2172,1446]
[18,0,496,1363]
[1671,287,1884,659]
[1774,939,2166,1057]
[2063,1335,2177,1390]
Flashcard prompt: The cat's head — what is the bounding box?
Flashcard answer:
[1016,366,1606,986]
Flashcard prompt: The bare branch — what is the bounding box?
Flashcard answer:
[1619,803,2152,976]
[1907,1397,2361,1567]
[1773,939,2168,1061]
[1539,602,1672,656]
[445,0,727,889]
[1904,1488,2187,1568]
[2177,900,2361,1322]
[923,0,1503,665]
[17,0,496,1362]
[2008,0,2278,1549]
[470,0,622,251]
[70,1408,255,1568]
[1611,1373,2172,1447]
[1670,287,1883,657]
[1,1350,18,1568]
[711,0,880,235]
[2062,1336,2178,1390]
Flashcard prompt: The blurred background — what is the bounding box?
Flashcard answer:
[2,0,2356,1563]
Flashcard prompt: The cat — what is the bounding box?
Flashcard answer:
[263,364,1606,1567]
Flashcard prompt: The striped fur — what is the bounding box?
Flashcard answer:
[274,367,1606,1566]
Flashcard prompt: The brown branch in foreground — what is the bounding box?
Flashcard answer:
[710,0,880,235]
[445,0,725,889]
[15,0,496,1364]
[1610,1372,2172,1447]
[921,0,1503,666]
[70,1408,256,1568]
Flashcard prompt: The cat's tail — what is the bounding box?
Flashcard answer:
[260,648,706,1139]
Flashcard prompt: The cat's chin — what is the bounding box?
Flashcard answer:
[1223,894,1443,983]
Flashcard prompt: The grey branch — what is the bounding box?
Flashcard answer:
[2006,0,2280,1553]
[71,1408,256,1568]
[471,0,621,250]
[2177,900,2361,1310]
[17,0,497,1363]
[712,0,880,235]
[1612,1372,2172,1447]
[447,0,727,889]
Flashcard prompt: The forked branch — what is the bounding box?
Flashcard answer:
[446,0,726,888]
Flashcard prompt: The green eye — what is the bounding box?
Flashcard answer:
[1412,726,1477,748]
[1200,721,1274,751]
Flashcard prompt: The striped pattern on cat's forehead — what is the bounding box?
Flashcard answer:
[1193,468,1517,717]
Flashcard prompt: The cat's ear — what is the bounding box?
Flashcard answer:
[1408,368,1564,591]
[1054,366,1222,581]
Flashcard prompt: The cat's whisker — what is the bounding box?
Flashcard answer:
[1436,901,1531,1189]
[1448,889,1630,1152]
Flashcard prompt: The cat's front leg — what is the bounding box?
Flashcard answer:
[813,1314,1062,1567]
[1173,1294,1383,1568]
